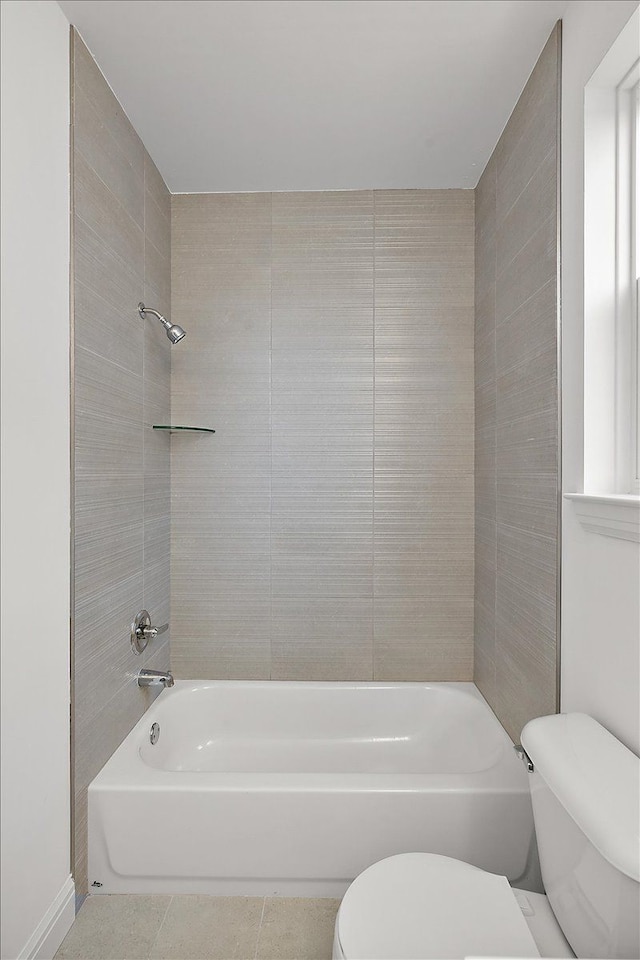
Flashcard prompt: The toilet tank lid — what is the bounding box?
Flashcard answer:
[522,713,640,882]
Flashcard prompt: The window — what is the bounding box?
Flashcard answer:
[570,11,640,542]
[583,14,640,497]
[616,66,639,494]
[632,79,639,491]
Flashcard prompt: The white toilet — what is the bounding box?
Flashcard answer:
[333,712,640,959]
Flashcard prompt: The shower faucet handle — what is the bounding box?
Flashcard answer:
[143,622,169,640]
[130,610,168,655]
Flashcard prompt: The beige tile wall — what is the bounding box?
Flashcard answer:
[171,189,474,680]
[374,190,475,679]
[72,32,171,892]
[474,25,560,741]
[271,192,375,679]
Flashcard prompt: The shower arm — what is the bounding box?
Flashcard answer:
[138,302,170,329]
[138,302,186,344]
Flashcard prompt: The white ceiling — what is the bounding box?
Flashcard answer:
[58,0,567,193]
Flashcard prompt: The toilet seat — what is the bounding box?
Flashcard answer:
[334,853,541,960]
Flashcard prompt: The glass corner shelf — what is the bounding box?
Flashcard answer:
[152,425,215,434]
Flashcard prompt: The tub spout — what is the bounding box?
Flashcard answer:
[137,669,174,688]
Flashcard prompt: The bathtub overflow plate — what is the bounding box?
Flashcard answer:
[150,722,160,745]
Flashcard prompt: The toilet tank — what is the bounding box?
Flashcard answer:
[521,713,639,959]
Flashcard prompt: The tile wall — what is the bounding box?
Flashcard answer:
[72,31,171,892]
[474,26,560,741]
[171,189,474,680]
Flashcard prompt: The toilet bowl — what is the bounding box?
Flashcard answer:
[332,713,640,960]
[332,853,573,959]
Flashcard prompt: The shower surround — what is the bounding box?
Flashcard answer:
[473,26,561,741]
[171,190,474,681]
[71,32,172,892]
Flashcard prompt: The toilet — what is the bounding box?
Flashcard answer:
[333,712,640,959]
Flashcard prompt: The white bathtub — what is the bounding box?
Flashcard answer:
[88,681,535,896]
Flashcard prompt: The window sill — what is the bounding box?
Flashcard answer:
[564,493,640,542]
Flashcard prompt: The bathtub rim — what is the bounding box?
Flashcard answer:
[89,680,528,794]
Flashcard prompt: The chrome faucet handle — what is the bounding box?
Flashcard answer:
[131,611,169,655]
[142,622,168,641]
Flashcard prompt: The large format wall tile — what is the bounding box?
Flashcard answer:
[473,25,560,741]
[271,191,374,675]
[374,190,474,679]
[271,599,373,681]
[73,84,144,228]
[73,151,144,278]
[72,31,171,892]
[171,189,474,681]
[171,193,272,679]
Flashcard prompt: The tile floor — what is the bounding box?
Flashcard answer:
[54,895,341,960]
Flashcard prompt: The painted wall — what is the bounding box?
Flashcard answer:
[71,31,172,892]
[474,27,560,743]
[171,190,474,680]
[0,2,74,957]
[560,0,640,754]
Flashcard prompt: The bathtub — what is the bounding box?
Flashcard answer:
[88,681,535,896]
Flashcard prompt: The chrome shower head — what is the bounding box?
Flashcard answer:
[138,302,186,344]
[166,323,186,344]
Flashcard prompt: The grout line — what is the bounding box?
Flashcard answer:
[269,194,273,681]
[148,894,174,959]
[142,160,147,624]
[144,182,171,228]
[168,193,174,675]
[144,230,171,268]
[371,191,376,682]
[492,160,498,699]
[254,896,267,960]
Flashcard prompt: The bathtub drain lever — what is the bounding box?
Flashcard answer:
[514,744,534,772]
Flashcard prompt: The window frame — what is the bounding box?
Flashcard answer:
[615,66,639,495]
[571,11,640,542]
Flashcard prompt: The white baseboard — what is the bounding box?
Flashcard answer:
[18,876,75,960]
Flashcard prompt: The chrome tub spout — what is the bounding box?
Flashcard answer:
[137,669,174,688]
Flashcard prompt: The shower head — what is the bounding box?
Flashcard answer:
[138,302,186,344]
[165,323,186,344]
